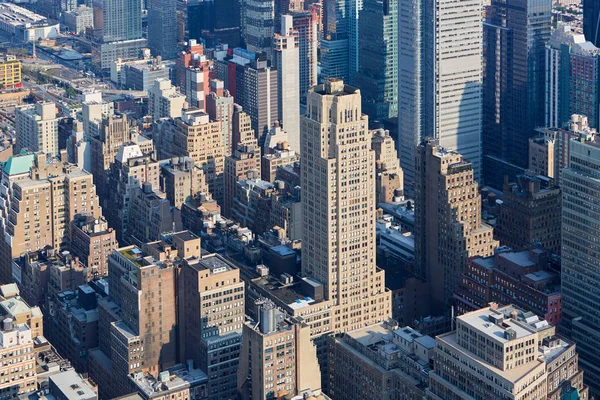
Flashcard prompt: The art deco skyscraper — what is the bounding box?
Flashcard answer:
[274,15,300,152]
[414,139,497,313]
[301,79,391,332]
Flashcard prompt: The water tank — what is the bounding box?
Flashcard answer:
[260,306,276,334]
[142,182,153,194]
[3,318,13,332]
[488,192,496,206]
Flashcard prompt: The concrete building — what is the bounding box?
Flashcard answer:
[63,5,94,34]
[0,315,37,397]
[261,142,299,183]
[483,0,552,188]
[159,156,208,208]
[105,145,161,244]
[2,162,101,281]
[274,15,300,152]
[428,305,588,400]
[148,79,186,121]
[232,172,277,236]
[89,114,132,204]
[561,133,600,395]
[290,10,317,99]
[301,78,392,331]
[371,129,403,203]
[354,0,398,122]
[327,322,431,400]
[0,55,21,89]
[16,103,59,156]
[206,81,235,155]
[102,0,141,42]
[178,253,245,400]
[545,23,600,130]
[121,58,172,92]
[98,39,148,71]
[495,175,562,255]
[224,143,260,219]
[414,139,498,313]
[455,247,561,324]
[89,239,187,399]
[185,66,209,111]
[238,300,322,399]
[270,189,302,241]
[156,110,225,204]
[70,214,117,279]
[147,0,177,60]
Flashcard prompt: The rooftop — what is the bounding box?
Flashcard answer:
[49,370,96,400]
[130,364,207,397]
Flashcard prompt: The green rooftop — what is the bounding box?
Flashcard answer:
[3,154,35,176]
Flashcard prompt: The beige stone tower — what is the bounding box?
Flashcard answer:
[414,139,498,313]
[301,79,391,333]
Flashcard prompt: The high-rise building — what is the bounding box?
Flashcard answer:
[427,0,483,181]
[583,0,600,47]
[495,175,562,255]
[147,0,177,60]
[238,300,322,399]
[157,110,225,204]
[414,139,497,313]
[301,79,391,331]
[396,0,422,185]
[428,304,589,400]
[102,0,142,42]
[159,156,208,208]
[0,314,37,397]
[224,143,260,218]
[561,134,600,395]
[178,253,245,400]
[319,0,349,83]
[187,0,241,47]
[371,129,403,203]
[238,58,279,141]
[15,102,59,156]
[290,10,317,99]
[206,80,235,155]
[70,214,118,279]
[148,78,186,121]
[89,114,132,204]
[483,0,552,188]
[89,241,180,398]
[242,0,275,59]
[274,15,300,152]
[105,144,161,244]
[545,24,600,130]
[353,0,398,122]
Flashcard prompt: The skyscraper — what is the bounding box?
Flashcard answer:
[274,15,300,152]
[102,0,142,42]
[414,139,497,313]
[290,10,318,99]
[483,0,552,188]
[561,134,600,395]
[396,0,422,185]
[583,0,600,47]
[428,0,483,181]
[545,24,600,130]
[301,79,391,331]
[242,0,275,59]
[147,0,177,60]
[354,0,398,122]
[320,0,349,83]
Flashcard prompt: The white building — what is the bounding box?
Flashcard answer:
[15,102,59,156]
[274,15,300,152]
[148,78,186,121]
[0,3,60,42]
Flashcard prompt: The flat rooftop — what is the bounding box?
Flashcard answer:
[49,370,96,400]
[194,254,235,274]
[131,364,207,396]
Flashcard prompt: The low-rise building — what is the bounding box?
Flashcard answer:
[128,363,208,400]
